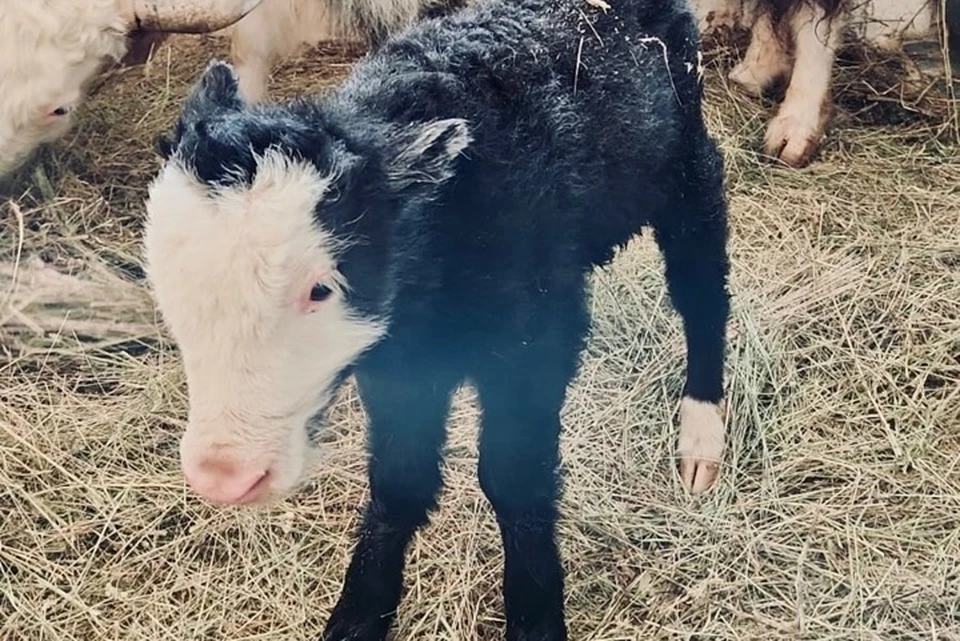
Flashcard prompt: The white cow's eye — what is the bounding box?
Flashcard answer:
[309,283,333,302]
[51,106,71,117]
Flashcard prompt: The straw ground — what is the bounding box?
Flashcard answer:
[1,27,959,641]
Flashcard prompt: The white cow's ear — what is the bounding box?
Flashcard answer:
[384,118,472,197]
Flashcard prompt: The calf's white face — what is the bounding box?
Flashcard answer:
[143,151,387,505]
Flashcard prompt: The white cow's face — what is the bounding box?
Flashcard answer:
[0,3,130,178]
[0,0,267,180]
[143,152,387,506]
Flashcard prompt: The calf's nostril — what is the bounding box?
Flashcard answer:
[237,471,270,504]
[184,454,271,504]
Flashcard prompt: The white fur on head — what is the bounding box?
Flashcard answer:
[0,1,131,177]
[143,150,386,500]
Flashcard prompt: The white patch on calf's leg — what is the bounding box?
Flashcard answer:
[763,3,845,168]
[143,150,387,503]
[677,397,725,494]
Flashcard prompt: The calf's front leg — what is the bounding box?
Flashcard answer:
[653,131,731,494]
[473,342,581,641]
[323,365,458,641]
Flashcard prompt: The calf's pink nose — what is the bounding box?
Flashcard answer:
[184,453,270,504]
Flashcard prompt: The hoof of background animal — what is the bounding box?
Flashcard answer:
[762,111,824,168]
[728,63,766,97]
[677,398,725,494]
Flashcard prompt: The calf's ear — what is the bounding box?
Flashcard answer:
[182,60,246,120]
[156,60,245,160]
[384,118,472,196]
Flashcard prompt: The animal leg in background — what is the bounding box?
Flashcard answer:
[729,10,792,97]
[228,0,291,103]
[763,2,846,167]
[322,363,459,641]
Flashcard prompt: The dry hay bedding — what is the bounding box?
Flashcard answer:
[0,29,959,641]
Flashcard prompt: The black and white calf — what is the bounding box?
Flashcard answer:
[142,0,731,638]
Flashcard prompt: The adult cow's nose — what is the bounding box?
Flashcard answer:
[183,452,270,504]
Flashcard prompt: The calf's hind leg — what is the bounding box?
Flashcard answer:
[651,130,731,494]
[323,364,459,641]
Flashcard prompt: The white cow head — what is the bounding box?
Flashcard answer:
[143,61,471,507]
[0,0,265,180]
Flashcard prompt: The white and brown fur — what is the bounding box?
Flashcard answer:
[0,0,463,182]
[691,0,958,167]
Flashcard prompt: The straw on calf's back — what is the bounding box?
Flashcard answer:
[142,0,731,638]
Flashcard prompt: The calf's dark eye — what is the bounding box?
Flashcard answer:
[310,283,333,302]
[52,107,70,116]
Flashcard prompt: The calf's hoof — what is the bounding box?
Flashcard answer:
[677,398,725,494]
[506,620,568,641]
[762,109,826,168]
[322,614,391,641]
